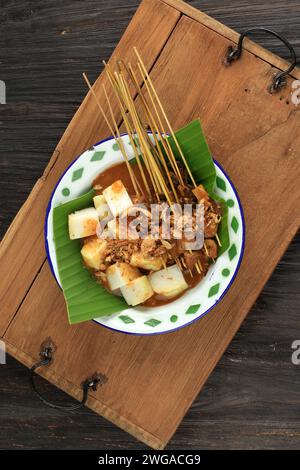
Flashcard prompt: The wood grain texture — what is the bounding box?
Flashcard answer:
[164,0,300,79]
[0,0,299,450]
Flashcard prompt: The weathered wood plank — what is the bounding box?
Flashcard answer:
[166,0,300,78]
[1,233,299,450]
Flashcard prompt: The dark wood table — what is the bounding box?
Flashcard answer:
[0,0,299,450]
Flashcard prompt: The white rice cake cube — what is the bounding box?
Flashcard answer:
[120,276,154,306]
[93,194,111,220]
[106,218,119,239]
[68,207,99,240]
[106,262,141,291]
[148,264,188,299]
[102,180,133,217]
[81,238,107,270]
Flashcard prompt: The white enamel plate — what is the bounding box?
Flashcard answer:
[45,134,245,335]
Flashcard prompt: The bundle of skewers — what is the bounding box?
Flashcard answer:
[67,48,222,307]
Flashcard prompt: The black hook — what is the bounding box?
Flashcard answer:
[30,341,107,411]
[224,28,297,93]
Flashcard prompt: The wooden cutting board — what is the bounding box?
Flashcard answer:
[0,0,299,449]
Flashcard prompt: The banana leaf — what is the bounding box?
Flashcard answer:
[165,120,229,255]
[52,119,229,324]
[52,189,127,324]
[167,120,216,193]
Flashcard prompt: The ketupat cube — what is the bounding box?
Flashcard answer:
[103,180,133,217]
[81,238,108,270]
[93,194,111,220]
[148,265,188,299]
[68,207,99,239]
[106,262,141,291]
[120,276,154,306]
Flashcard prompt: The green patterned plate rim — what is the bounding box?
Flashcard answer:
[45,134,245,335]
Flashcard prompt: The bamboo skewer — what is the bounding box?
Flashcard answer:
[134,47,197,187]
[83,72,116,140]
[215,233,222,247]
[161,256,167,270]
[117,71,174,206]
[102,84,141,196]
[117,59,202,273]
[134,62,181,178]
[175,257,183,271]
[104,56,192,207]
[104,65,152,200]
[119,59,182,190]
[116,72,163,201]
[189,269,194,278]
[126,63,180,203]
[135,62,184,186]
[82,73,141,196]
[87,49,221,280]
[197,259,203,272]
[107,66,160,199]
[203,242,209,257]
